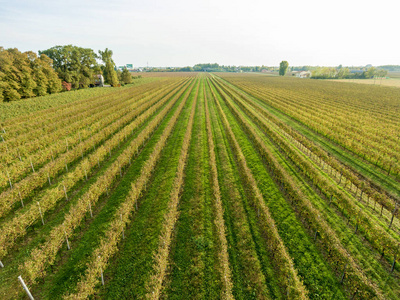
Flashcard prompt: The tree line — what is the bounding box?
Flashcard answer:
[0,45,133,102]
[311,66,388,79]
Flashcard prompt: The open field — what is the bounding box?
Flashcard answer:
[328,78,400,88]
[0,73,399,299]
[388,72,400,79]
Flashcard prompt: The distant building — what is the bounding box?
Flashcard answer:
[292,71,311,78]
[93,74,104,87]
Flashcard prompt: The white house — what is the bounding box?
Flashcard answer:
[293,71,311,78]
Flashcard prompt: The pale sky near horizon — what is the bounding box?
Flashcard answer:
[0,0,398,68]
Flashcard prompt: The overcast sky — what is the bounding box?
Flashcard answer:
[1,0,398,67]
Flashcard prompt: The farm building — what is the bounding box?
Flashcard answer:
[292,71,311,78]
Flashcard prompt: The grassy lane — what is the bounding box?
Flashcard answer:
[209,78,346,299]
[96,80,198,299]
[204,82,234,299]
[27,79,195,299]
[207,83,276,299]
[215,75,400,200]
[0,80,190,299]
[163,79,222,299]
[145,77,198,299]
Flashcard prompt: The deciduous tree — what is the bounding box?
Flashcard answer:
[279,60,289,76]
[99,48,119,86]
[121,67,132,84]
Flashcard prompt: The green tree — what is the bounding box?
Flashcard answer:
[365,67,376,79]
[337,67,350,79]
[40,45,98,88]
[0,47,21,101]
[116,68,122,83]
[8,48,36,98]
[99,48,119,86]
[279,61,289,76]
[121,67,132,84]
[39,54,62,94]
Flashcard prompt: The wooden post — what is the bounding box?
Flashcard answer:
[389,203,398,230]
[19,191,24,207]
[79,132,82,143]
[97,156,100,168]
[314,230,318,242]
[64,230,70,250]
[66,138,69,152]
[6,170,12,189]
[88,200,93,218]
[47,172,51,185]
[18,276,35,300]
[99,256,105,286]
[17,149,22,161]
[37,202,44,225]
[30,158,35,173]
[65,160,68,172]
[0,260,4,267]
[50,149,54,162]
[84,169,88,181]
[63,183,68,201]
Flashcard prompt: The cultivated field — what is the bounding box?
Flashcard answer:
[0,73,399,299]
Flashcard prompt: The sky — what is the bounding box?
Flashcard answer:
[0,0,399,67]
